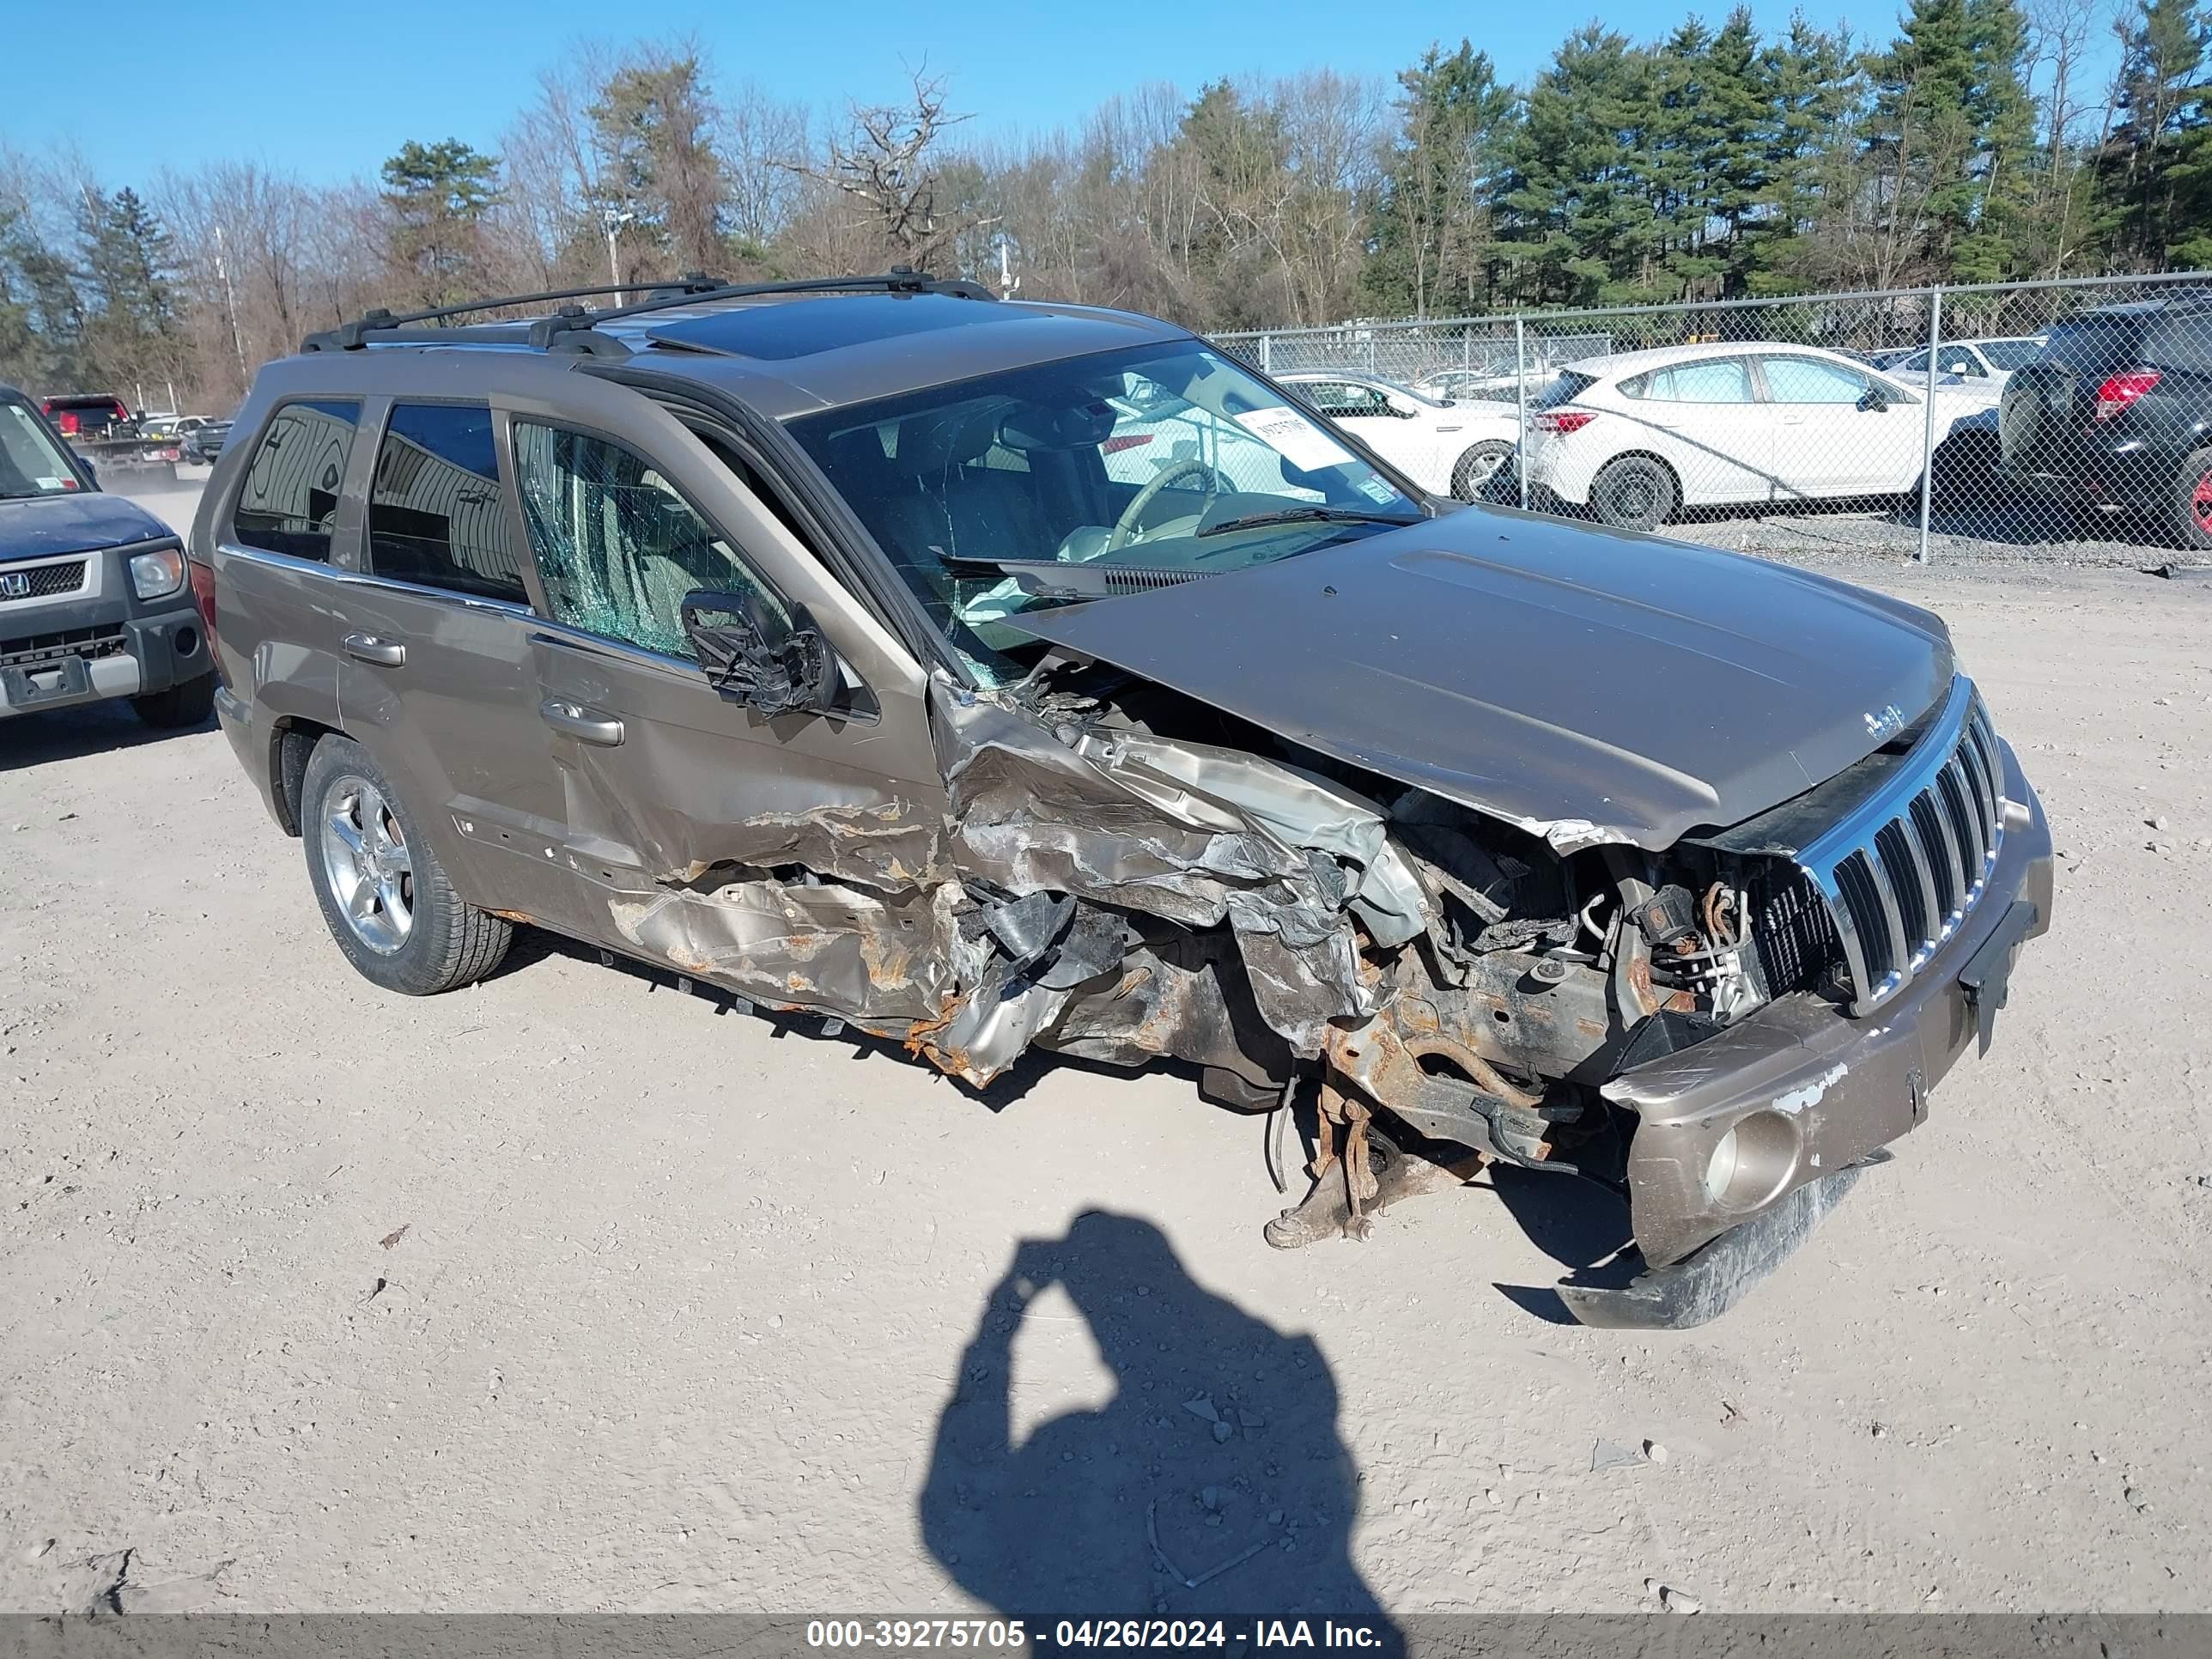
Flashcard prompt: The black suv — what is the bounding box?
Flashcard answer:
[190,272,2051,1328]
[1999,288,2212,544]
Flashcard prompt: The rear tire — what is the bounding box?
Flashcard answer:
[2172,447,2212,550]
[130,670,216,729]
[1450,441,1518,502]
[1589,455,1678,531]
[300,735,511,994]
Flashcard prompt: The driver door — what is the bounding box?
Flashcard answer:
[504,410,946,980]
[1757,355,1904,497]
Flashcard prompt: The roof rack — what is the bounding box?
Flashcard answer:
[300,268,997,356]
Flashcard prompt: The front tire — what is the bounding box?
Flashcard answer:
[1589,455,1678,531]
[130,670,216,729]
[300,735,511,994]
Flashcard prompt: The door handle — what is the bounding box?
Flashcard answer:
[343,632,405,666]
[539,697,624,745]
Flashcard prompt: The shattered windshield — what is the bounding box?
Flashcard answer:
[787,343,1423,684]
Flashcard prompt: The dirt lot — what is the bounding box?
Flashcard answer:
[3,479,2209,1619]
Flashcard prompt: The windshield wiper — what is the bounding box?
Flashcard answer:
[938,554,1213,599]
[1194,505,1424,538]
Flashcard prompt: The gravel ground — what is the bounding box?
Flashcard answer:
[3,479,2208,1619]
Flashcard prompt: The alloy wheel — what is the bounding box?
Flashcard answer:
[320,776,414,953]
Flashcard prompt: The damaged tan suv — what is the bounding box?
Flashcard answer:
[190,272,2052,1328]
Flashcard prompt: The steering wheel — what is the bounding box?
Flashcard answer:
[1107,457,1223,551]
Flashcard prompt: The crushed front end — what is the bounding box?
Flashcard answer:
[613,652,2050,1329]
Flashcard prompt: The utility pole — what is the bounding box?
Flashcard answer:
[994,234,1020,301]
[602,207,634,306]
[213,223,246,380]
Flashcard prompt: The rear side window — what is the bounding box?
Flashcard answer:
[2043,316,2144,372]
[2143,318,2212,372]
[1639,359,1754,403]
[234,400,360,562]
[368,403,528,604]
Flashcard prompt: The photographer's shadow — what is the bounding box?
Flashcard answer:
[920,1211,1399,1643]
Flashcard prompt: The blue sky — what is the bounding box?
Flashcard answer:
[10,0,1853,187]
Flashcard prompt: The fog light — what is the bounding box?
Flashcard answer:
[129,546,185,599]
[1703,1110,1801,1211]
[1704,1128,1741,1204]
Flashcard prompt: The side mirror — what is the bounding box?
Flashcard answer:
[1857,388,1890,413]
[680,588,838,718]
[1947,360,1972,374]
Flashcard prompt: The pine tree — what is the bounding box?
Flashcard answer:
[587,55,729,278]
[1498,26,1667,304]
[1862,0,2036,282]
[2099,0,2212,264]
[1364,41,1516,316]
[380,138,500,306]
[70,186,186,397]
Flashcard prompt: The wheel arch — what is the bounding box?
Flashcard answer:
[270,714,348,837]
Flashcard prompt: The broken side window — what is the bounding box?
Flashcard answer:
[511,421,788,659]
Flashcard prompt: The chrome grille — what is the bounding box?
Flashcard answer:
[1797,678,2006,1013]
[0,559,88,601]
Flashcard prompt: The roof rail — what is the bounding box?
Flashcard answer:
[301,267,994,355]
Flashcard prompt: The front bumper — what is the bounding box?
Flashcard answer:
[1574,738,2051,1326]
[1,575,207,719]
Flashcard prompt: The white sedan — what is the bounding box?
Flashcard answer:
[1519,343,2002,530]
[1276,371,1520,500]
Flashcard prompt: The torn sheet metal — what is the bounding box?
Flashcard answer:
[604,674,1461,1090]
[611,870,963,1022]
[930,682,1423,1056]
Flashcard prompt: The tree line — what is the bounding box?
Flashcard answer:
[5,0,2210,413]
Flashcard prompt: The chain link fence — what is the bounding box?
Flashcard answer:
[1214,272,2212,567]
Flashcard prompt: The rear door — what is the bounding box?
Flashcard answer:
[325,394,587,931]
[1617,356,1771,505]
[503,400,946,1012]
[213,396,368,764]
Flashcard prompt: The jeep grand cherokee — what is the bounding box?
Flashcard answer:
[189,272,2053,1328]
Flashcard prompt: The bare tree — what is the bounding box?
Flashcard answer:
[786,69,978,272]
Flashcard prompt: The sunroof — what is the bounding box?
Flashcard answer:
[645,293,1006,361]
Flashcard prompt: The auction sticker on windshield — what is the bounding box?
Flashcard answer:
[1232,404,1356,473]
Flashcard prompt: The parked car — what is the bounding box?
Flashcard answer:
[1884,336,2047,388]
[181,418,232,465]
[1999,292,2212,546]
[1412,337,1613,406]
[0,383,216,726]
[1277,370,1520,498]
[141,413,216,443]
[1518,342,2003,529]
[191,273,2050,1328]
